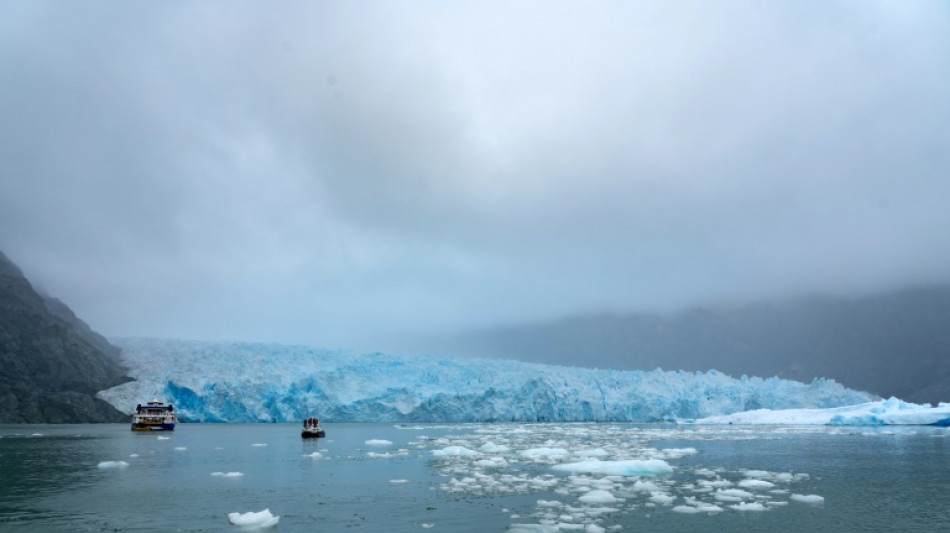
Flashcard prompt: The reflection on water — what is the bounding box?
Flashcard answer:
[0,423,947,532]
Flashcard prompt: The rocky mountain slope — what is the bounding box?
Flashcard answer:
[0,251,129,422]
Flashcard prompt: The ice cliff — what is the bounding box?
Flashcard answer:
[97,338,876,423]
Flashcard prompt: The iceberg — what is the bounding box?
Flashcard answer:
[97,338,876,423]
[690,397,950,426]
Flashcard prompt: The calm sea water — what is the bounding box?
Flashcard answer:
[1,422,948,532]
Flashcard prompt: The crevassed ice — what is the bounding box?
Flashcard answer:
[96,338,875,423]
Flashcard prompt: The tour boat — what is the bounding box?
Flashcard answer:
[131,399,177,431]
[301,417,325,438]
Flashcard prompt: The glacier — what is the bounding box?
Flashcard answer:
[690,397,950,426]
[96,338,878,423]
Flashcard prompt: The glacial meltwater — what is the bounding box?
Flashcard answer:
[1,423,948,532]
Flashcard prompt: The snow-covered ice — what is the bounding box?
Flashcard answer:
[97,461,128,469]
[97,338,875,423]
[211,471,244,477]
[365,439,393,446]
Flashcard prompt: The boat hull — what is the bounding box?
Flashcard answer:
[301,429,325,438]
[132,423,175,431]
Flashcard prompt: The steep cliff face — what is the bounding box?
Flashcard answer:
[0,251,129,422]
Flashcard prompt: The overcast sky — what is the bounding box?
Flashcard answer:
[1,1,949,352]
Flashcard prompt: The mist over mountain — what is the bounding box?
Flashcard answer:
[0,251,128,422]
[432,287,950,405]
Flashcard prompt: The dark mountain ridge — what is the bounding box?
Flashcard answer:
[0,250,129,422]
[442,287,950,404]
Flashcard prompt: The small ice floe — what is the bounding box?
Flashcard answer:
[157,436,170,440]
[520,448,570,459]
[790,494,825,504]
[574,448,609,458]
[211,471,244,477]
[579,490,620,504]
[389,479,410,484]
[31,433,44,437]
[657,447,698,459]
[431,446,479,457]
[648,492,675,505]
[129,454,139,458]
[174,446,187,451]
[479,441,510,453]
[738,479,776,490]
[713,489,754,502]
[228,509,279,528]
[365,439,393,447]
[251,443,267,447]
[97,461,129,469]
[552,459,673,476]
[303,451,323,459]
[631,480,662,492]
[730,502,768,512]
[421,524,434,529]
[672,505,703,514]
[473,456,509,468]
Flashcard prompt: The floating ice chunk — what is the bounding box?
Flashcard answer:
[480,441,510,453]
[157,436,170,440]
[507,525,559,532]
[649,492,675,505]
[365,439,393,446]
[632,480,662,492]
[97,461,129,469]
[659,448,697,458]
[714,489,754,502]
[422,524,434,529]
[738,479,776,490]
[174,447,187,451]
[211,471,244,477]
[252,443,267,447]
[672,505,702,514]
[537,500,564,508]
[303,452,323,459]
[228,508,279,528]
[432,446,479,457]
[574,448,608,458]
[578,490,620,504]
[698,479,733,488]
[31,433,43,437]
[473,456,509,468]
[129,454,139,458]
[552,459,673,476]
[521,448,570,458]
[730,502,768,511]
[790,494,825,504]
[389,479,410,484]
[585,524,606,533]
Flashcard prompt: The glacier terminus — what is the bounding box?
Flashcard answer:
[97,338,905,424]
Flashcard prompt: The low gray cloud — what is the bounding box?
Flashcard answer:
[2,1,949,351]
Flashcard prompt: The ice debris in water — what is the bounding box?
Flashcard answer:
[552,460,673,476]
[791,494,825,504]
[420,423,823,530]
[97,461,129,469]
[365,439,393,446]
[228,509,279,528]
[303,451,323,459]
[98,337,875,423]
[211,471,244,477]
